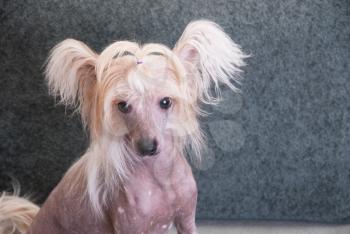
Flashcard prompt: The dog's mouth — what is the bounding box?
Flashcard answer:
[136,147,160,158]
[139,150,159,157]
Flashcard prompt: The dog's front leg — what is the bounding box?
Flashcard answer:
[174,208,197,234]
[174,189,198,234]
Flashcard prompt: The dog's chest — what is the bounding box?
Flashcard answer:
[111,167,195,233]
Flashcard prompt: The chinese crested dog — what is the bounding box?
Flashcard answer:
[0,20,246,234]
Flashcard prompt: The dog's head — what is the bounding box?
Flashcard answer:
[45,20,246,160]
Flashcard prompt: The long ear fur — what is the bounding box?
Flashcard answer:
[173,20,248,104]
[45,39,97,127]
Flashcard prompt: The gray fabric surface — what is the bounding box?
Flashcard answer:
[0,0,349,223]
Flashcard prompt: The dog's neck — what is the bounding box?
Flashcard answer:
[140,149,181,185]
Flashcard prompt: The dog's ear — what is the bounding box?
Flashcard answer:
[173,20,247,104]
[45,39,97,126]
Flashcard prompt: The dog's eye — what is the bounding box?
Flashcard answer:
[159,97,172,109]
[118,101,132,113]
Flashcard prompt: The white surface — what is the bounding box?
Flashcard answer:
[170,221,350,234]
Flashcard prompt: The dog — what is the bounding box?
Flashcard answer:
[0,20,246,234]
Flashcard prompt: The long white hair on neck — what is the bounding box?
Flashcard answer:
[85,136,136,216]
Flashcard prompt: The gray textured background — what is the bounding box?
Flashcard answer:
[0,0,349,223]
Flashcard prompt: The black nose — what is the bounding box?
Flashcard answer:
[136,138,158,156]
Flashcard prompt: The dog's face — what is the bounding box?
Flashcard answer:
[101,50,189,157]
[114,92,171,157]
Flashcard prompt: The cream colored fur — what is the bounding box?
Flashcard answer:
[0,192,39,234]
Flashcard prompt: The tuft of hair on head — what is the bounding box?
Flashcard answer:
[173,20,248,105]
[44,39,98,133]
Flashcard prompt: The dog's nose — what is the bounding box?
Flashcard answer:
[136,138,158,156]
